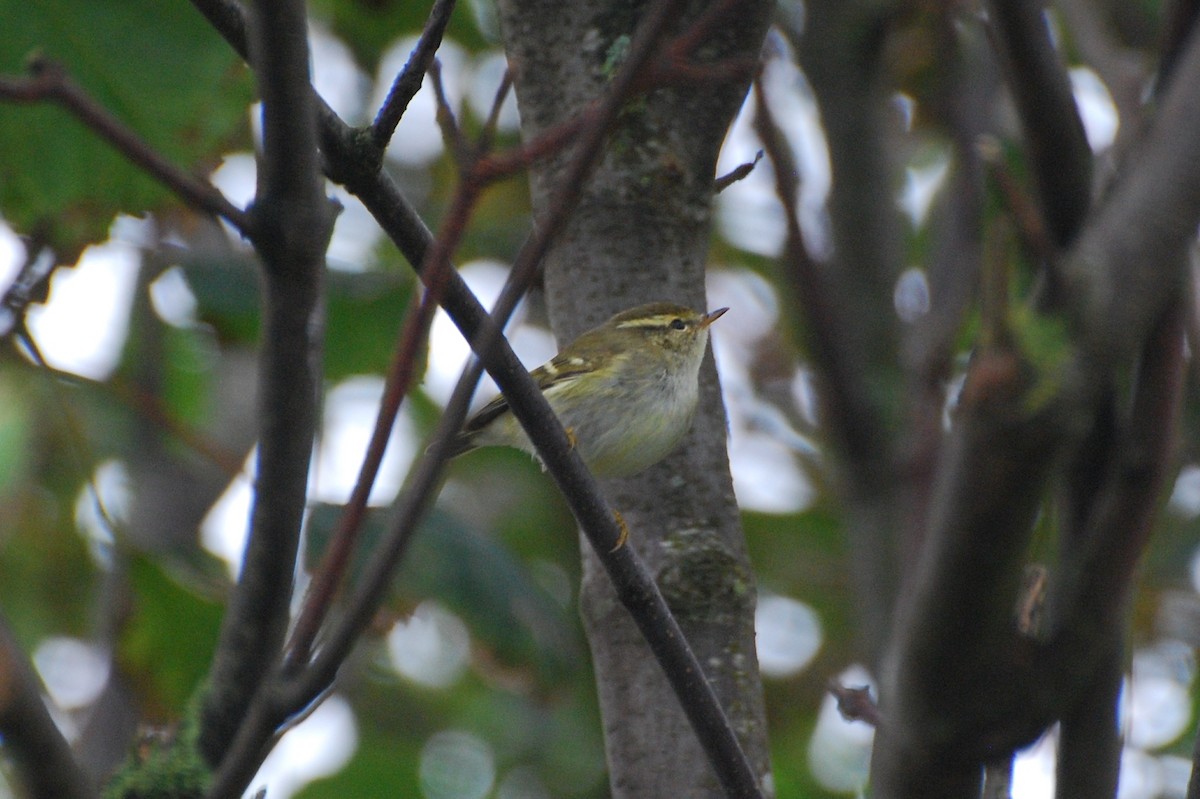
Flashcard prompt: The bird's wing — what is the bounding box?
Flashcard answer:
[460,351,596,435]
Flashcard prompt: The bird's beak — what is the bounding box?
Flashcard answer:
[699,307,729,329]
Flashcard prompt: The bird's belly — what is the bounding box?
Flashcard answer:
[566,395,695,478]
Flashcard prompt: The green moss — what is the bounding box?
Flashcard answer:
[103,689,211,799]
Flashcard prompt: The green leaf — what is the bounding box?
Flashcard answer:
[305,503,581,684]
[176,252,262,346]
[309,0,490,76]
[117,554,223,715]
[0,0,253,259]
[184,254,417,378]
[323,269,418,380]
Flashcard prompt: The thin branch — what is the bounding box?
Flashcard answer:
[370,0,457,148]
[713,150,762,193]
[197,0,334,770]
[752,64,902,659]
[284,289,433,666]
[984,0,1093,253]
[643,0,757,87]
[0,613,95,799]
[9,340,246,478]
[475,67,513,155]
[189,0,251,61]
[427,59,470,165]
[980,141,1058,268]
[103,377,247,478]
[471,112,589,182]
[0,241,55,336]
[0,57,251,233]
[829,682,881,726]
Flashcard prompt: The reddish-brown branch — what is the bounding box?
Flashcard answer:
[475,68,513,154]
[472,112,590,182]
[0,57,251,233]
[284,288,436,667]
[427,59,470,166]
[980,143,1058,274]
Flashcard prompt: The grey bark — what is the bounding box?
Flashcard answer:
[496,1,773,795]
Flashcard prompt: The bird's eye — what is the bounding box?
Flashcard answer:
[670,318,686,330]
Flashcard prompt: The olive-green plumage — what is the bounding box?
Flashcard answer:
[449,301,726,477]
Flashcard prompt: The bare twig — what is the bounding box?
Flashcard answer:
[713,150,762,193]
[427,59,470,165]
[829,682,881,726]
[10,336,246,478]
[979,140,1058,268]
[0,240,55,335]
[753,64,901,660]
[370,0,457,147]
[476,67,514,154]
[643,0,758,87]
[0,57,251,233]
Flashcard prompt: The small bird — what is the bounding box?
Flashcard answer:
[448,301,727,478]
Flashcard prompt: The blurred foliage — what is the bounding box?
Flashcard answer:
[310,0,493,73]
[117,554,223,717]
[183,250,421,380]
[0,372,98,646]
[304,502,583,686]
[0,0,253,261]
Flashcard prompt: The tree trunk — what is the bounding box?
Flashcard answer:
[496,1,773,795]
